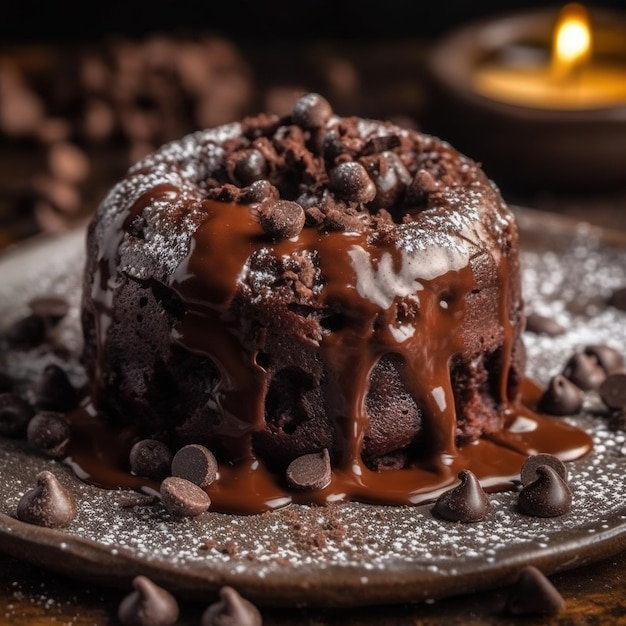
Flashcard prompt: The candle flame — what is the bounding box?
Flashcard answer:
[552,3,592,80]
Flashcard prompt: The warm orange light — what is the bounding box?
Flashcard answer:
[552,3,592,80]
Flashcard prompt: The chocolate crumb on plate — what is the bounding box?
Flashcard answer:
[517,465,572,518]
[431,469,490,523]
[117,575,179,626]
[171,444,218,488]
[201,585,262,626]
[537,374,584,416]
[520,453,568,487]
[505,565,565,616]
[16,470,76,528]
[525,311,565,336]
[160,476,211,517]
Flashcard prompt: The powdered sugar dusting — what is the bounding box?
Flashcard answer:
[1,212,626,606]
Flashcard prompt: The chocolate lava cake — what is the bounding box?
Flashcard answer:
[79,93,591,513]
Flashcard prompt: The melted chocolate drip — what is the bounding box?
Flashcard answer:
[73,188,594,514]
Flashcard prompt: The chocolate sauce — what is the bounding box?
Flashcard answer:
[77,192,593,515]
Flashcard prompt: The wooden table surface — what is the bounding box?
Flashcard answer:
[2,36,626,626]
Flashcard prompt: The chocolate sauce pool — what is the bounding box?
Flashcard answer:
[75,194,593,515]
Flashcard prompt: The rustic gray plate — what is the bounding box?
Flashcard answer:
[1,207,626,608]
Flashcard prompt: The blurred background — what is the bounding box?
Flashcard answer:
[1,0,625,249]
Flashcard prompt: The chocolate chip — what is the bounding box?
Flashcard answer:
[26,411,72,459]
[0,393,34,438]
[231,149,266,186]
[286,449,332,491]
[171,444,218,488]
[608,408,626,431]
[117,575,179,626]
[201,586,262,626]
[517,465,572,517]
[562,352,606,391]
[520,453,568,486]
[598,372,626,410]
[505,566,565,616]
[329,161,377,204]
[28,296,70,326]
[34,363,78,411]
[3,314,46,349]
[292,93,333,129]
[537,374,584,416]
[525,312,565,337]
[584,344,625,375]
[16,470,76,528]
[129,439,173,481]
[608,286,626,311]
[431,469,490,523]
[160,476,211,517]
[258,199,305,239]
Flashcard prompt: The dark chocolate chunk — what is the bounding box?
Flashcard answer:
[16,470,76,528]
[329,161,376,203]
[160,476,211,517]
[34,363,78,411]
[171,444,218,488]
[537,374,584,416]
[505,566,566,616]
[28,296,70,326]
[520,453,568,487]
[292,92,333,129]
[598,372,626,410]
[431,469,490,523]
[231,149,266,186]
[129,439,173,481]
[608,286,626,311]
[241,180,277,204]
[3,314,46,349]
[117,575,179,626]
[562,352,606,391]
[584,344,625,375]
[26,411,72,459]
[201,586,262,626]
[258,199,305,239]
[524,312,565,336]
[608,408,626,432]
[517,465,572,517]
[286,449,332,491]
[0,392,34,438]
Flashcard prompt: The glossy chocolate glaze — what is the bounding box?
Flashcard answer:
[76,188,593,514]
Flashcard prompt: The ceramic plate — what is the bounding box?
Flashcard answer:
[1,207,626,608]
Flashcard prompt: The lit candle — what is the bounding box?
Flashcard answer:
[472,3,626,109]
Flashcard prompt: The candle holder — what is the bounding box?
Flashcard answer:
[423,6,626,192]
